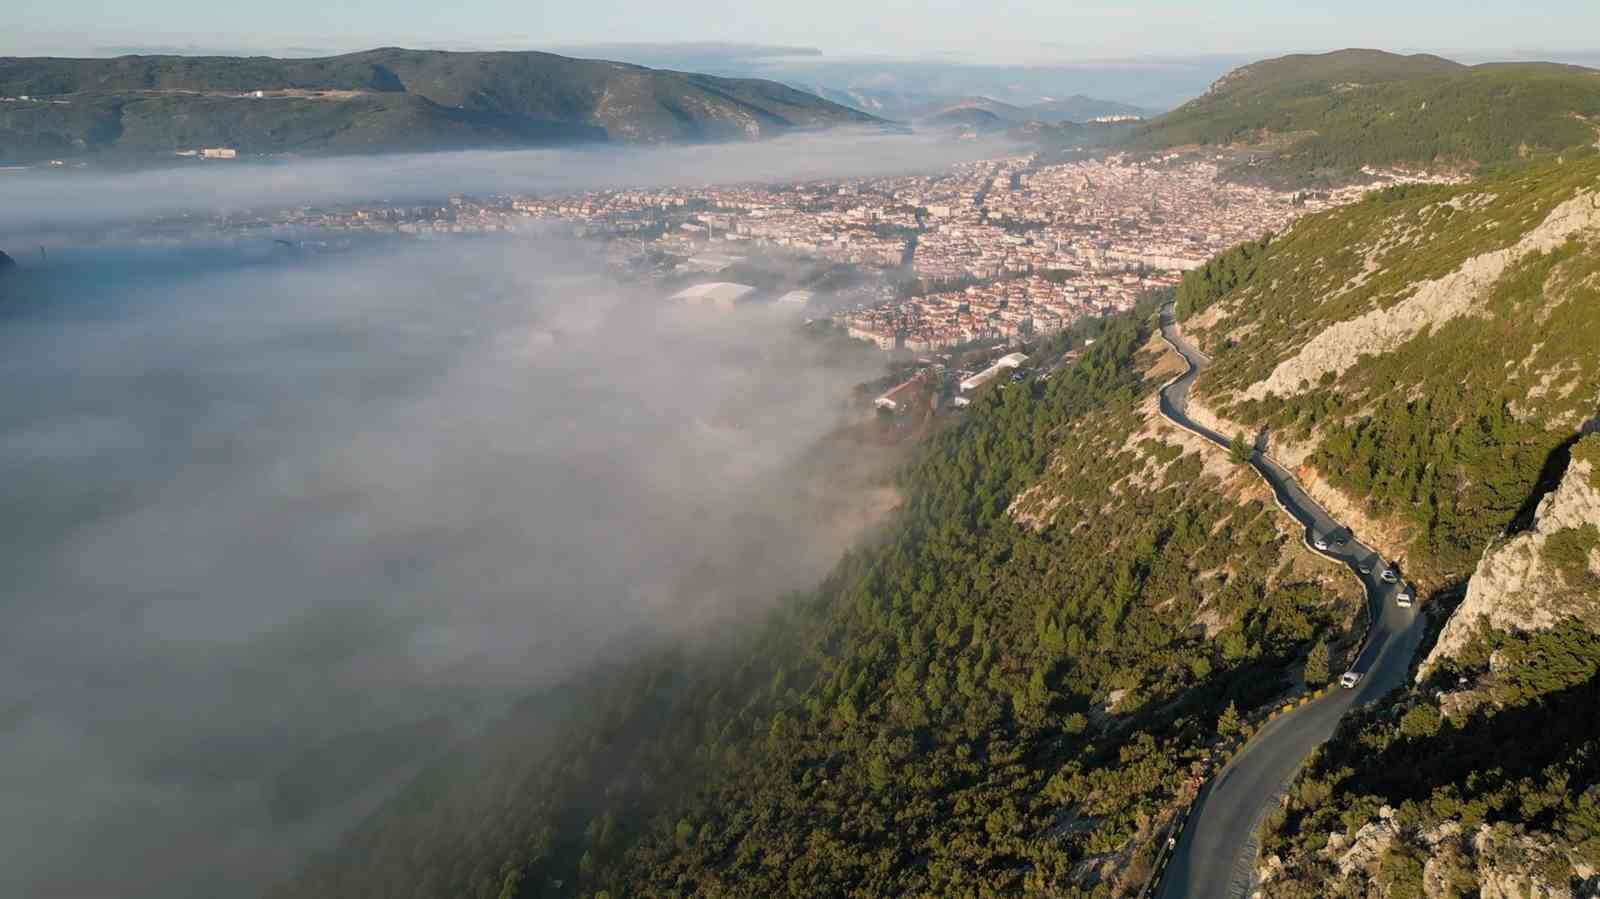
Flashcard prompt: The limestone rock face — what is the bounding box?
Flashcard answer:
[1334,811,1398,878]
[1420,451,1600,679]
[1240,190,1600,403]
[1320,820,1575,899]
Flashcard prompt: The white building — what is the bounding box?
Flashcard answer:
[960,352,1028,393]
[670,282,757,310]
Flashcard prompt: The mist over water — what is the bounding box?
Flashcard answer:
[0,233,885,897]
[0,128,1016,242]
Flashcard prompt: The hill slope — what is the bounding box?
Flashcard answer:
[0,48,877,163]
[1164,152,1600,896]
[1175,151,1600,583]
[1129,49,1600,182]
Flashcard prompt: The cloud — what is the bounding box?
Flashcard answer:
[0,232,893,897]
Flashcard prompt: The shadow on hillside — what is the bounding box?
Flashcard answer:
[1331,672,1600,820]
[1507,423,1594,535]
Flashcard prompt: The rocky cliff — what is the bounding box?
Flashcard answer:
[1420,437,1600,679]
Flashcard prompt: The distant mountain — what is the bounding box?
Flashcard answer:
[911,95,1148,126]
[910,96,1028,123]
[0,47,878,163]
[1129,48,1600,182]
[544,42,825,69]
[1024,95,1147,123]
[791,84,1153,126]
[924,106,1007,132]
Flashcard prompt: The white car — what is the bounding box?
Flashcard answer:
[1313,538,1330,551]
[1381,568,1399,584]
[1396,589,1414,608]
[1340,671,1364,689]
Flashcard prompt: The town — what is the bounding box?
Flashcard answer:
[192,147,1457,364]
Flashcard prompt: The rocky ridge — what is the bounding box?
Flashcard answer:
[1241,189,1600,404]
[1420,439,1600,679]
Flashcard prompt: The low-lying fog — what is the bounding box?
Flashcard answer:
[0,128,1016,242]
[0,230,895,897]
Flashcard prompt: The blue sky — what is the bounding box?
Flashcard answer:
[9,0,1600,62]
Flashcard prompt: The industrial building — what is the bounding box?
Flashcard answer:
[874,374,925,413]
[959,352,1028,393]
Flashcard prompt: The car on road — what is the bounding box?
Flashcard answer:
[1396,589,1413,608]
[1335,533,1348,547]
[1381,568,1399,584]
[1358,561,1373,575]
[1313,537,1330,550]
[1339,671,1363,689]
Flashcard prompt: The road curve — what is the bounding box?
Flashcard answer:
[1152,304,1428,899]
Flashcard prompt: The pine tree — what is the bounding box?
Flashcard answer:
[1229,433,1253,465]
[1217,701,1242,737]
[1305,639,1331,687]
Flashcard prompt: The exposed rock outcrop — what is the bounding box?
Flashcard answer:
[1419,443,1600,679]
[1330,808,1399,878]
[1240,189,1600,403]
[1316,819,1575,898]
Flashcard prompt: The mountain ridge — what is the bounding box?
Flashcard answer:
[0,47,878,163]
[1129,48,1600,184]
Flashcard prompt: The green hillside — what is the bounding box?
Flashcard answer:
[1163,152,1600,895]
[1260,433,1600,897]
[1177,151,1600,581]
[1129,50,1600,183]
[0,48,876,163]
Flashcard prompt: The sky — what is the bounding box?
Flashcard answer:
[8,0,1600,62]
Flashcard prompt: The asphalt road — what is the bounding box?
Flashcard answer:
[1152,305,1428,899]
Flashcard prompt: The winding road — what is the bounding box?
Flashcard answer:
[1151,304,1429,899]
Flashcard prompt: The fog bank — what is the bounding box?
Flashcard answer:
[0,235,888,897]
[0,129,1016,240]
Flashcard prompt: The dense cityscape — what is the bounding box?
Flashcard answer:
[211,149,1458,359]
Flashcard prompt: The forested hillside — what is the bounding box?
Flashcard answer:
[0,48,875,163]
[1175,150,1600,584]
[1262,617,1600,897]
[1164,151,1600,896]
[1129,49,1600,183]
[1260,436,1600,896]
[286,297,1362,898]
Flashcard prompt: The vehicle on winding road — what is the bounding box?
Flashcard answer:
[1396,589,1413,608]
[1381,567,1399,584]
[1313,537,1330,551]
[1152,304,1433,899]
